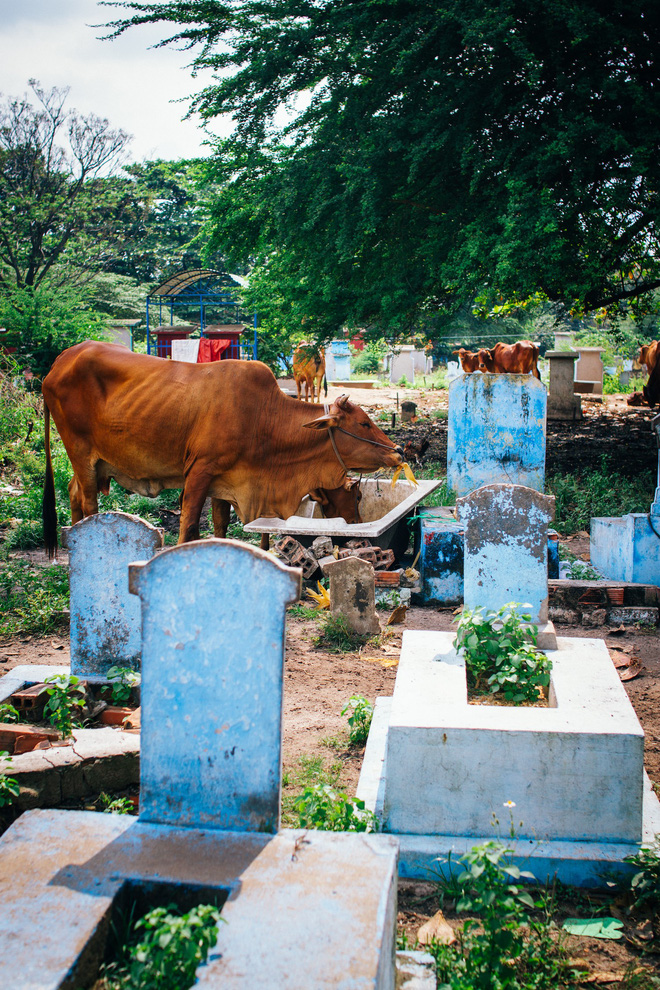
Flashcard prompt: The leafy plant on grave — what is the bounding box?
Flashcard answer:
[41,674,86,737]
[314,612,370,653]
[0,703,20,724]
[106,665,141,706]
[341,695,374,746]
[557,545,602,581]
[453,603,552,705]
[293,784,379,832]
[0,755,20,808]
[429,839,581,990]
[104,902,223,990]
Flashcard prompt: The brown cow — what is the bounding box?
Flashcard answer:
[42,342,401,554]
[293,344,327,402]
[454,341,540,379]
[639,341,659,375]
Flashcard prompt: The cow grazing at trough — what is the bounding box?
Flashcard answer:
[639,341,659,375]
[453,340,541,379]
[293,344,327,402]
[42,342,402,555]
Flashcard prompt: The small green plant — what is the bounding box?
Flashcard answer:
[396,375,411,387]
[293,784,379,832]
[287,603,317,620]
[0,755,20,808]
[106,903,222,990]
[453,603,552,704]
[314,612,370,653]
[41,674,86,737]
[99,792,135,815]
[107,665,141,705]
[558,545,602,580]
[625,836,660,922]
[0,703,20,723]
[341,695,374,745]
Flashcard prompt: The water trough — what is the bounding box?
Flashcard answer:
[244,478,442,553]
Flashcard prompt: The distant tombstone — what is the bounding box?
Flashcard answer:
[545,350,582,421]
[61,512,163,681]
[401,400,417,423]
[129,540,301,832]
[575,347,605,394]
[327,339,351,381]
[447,374,547,497]
[324,555,380,636]
[445,360,461,382]
[456,484,555,623]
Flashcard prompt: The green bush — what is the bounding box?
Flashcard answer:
[0,553,69,637]
[547,465,653,534]
[293,784,379,832]
[341,695,374,745]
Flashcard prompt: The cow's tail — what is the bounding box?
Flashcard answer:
[533,344,541,380]
[323,374,328,398]
[42,403,58,558]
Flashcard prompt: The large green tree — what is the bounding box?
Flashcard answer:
[107,1,660,335]
[0,81,130,290]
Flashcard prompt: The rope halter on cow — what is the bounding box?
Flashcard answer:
[323,399,403,475]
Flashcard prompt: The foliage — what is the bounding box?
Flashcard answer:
[109,2,660,335]
[431,840,581,990]
[0,283,108,384]
[0,703,20,724]
[625,837,660,919]
[341,695,374,746]
[0,80,128,291]
[281,753,343,825]
[0,755,20,808]
[603,373,635,395]
[547,465,654,535]
[0,553,70,637]
[293,784,379,832]
[314,612,370,652]
[453,603,552,704]
[41,674,85,737]
[99,793,136,815]
[105,903,222,990]
[557,546,602,581]
[106,666,141,706]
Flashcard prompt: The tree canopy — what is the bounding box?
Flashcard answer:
[0,81,130,290]
[107,0,660,335]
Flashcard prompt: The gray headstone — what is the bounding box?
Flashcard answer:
[129,539,301,832]
[456,484,555,622]
[324,555,381,636]
[61,512,163,680]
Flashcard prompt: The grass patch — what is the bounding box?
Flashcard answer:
[0,551,69,636]
[547,464,654,535]
[281,754,343,826]
[314,612,371,652]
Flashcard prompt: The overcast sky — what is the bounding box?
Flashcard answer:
[0,0,228,164]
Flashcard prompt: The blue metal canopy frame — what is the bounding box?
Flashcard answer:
[146,269,257,358]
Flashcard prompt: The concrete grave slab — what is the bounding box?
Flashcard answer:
[447,374,547,497]
[324,554,381,636]
[128,539,301,833]
[0,809,398,990]
[357,630,660,886]
[61,512,163,681]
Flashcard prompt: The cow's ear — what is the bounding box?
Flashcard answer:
[335,394,351,410]
[308,489,329,506]
[303,411,339,430]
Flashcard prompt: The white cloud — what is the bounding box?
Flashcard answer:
[0,0,232,162]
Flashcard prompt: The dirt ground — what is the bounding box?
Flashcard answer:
[3,386,660,980]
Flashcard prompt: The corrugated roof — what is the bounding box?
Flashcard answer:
[149,269,244,297]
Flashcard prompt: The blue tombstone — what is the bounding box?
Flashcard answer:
[62,512,163,680]
[129,539,301,832]
[447,374,547,497]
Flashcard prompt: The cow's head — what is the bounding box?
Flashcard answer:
[453,348,479,373]
[303,394,403,470]
[477,348,495,372]
[309,478,362,523]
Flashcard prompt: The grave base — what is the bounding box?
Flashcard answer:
[357,632,660,888]
[0,809,399,990]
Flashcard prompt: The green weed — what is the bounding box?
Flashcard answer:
[547,465,653,535]
[42,674,86,737]
[0,703,19,723]
[99,793,136,815]
[314,612,370,653]
[0,755,20,808]
[292,784,379,832]
[107,666,141,706]
[281,754,343,826]
[287,603,318,620]
[0,552,69,636]
[341,695,374,746]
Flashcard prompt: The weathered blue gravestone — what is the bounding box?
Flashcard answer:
[447,374,547,497]
[62,512,163,680]
[456,484,555,623]
[129,539,301,831]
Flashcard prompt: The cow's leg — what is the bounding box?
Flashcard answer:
[68,469,98,522]
[178,472,211,543]
[295,377,302,400]
[211,498,231,538]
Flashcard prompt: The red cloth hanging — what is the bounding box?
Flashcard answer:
[197,337,232,363]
